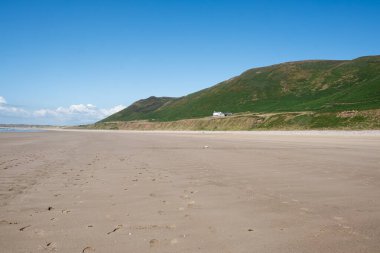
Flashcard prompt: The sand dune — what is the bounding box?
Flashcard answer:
[0,130,379,252]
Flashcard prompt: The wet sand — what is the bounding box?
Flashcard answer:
[0,130,380,252]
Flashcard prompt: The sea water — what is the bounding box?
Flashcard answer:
[0,127,46,133]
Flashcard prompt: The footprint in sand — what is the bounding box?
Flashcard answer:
[107,224,123,235]
[1,220,18,225]
[187,200,195,208]
[82,246,95,252]
[149,239,159,248]
[19,225,31,231]
[181,194,191,200]
[41,241,57,251]
[208,226,216,233]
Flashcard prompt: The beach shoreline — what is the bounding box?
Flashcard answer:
[1,130,379,252]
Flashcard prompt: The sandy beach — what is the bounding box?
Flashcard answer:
[0,130,380,253]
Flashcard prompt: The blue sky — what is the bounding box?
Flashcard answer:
[1,0,379,125]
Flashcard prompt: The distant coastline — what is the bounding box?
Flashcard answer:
[0,124,62,132]
[0,127,46,133]
[0,124,59,128]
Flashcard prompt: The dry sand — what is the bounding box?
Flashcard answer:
[0,130,380,252]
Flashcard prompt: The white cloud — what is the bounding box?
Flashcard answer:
[100,105,127,116]
[33,109,57,117]
[0,96,28,116]
[0,106,28,114]
[34,104,125,118]
[32,103,126,124]
[54,104,97,114]
[0,96,6,104]
[0,96,126,125]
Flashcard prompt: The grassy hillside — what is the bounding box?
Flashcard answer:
[101,55,380,123]
[104,96,175,122]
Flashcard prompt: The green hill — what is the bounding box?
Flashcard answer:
[101,55,380,123]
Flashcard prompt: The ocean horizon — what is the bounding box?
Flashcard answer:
[0,127,46,133]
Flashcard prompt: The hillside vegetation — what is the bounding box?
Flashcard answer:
[100,56,380,127]
[89,109,380,131]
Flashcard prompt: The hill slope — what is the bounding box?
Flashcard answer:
[101,55,380,123]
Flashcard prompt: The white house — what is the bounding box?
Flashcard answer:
[213,111,226,117]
